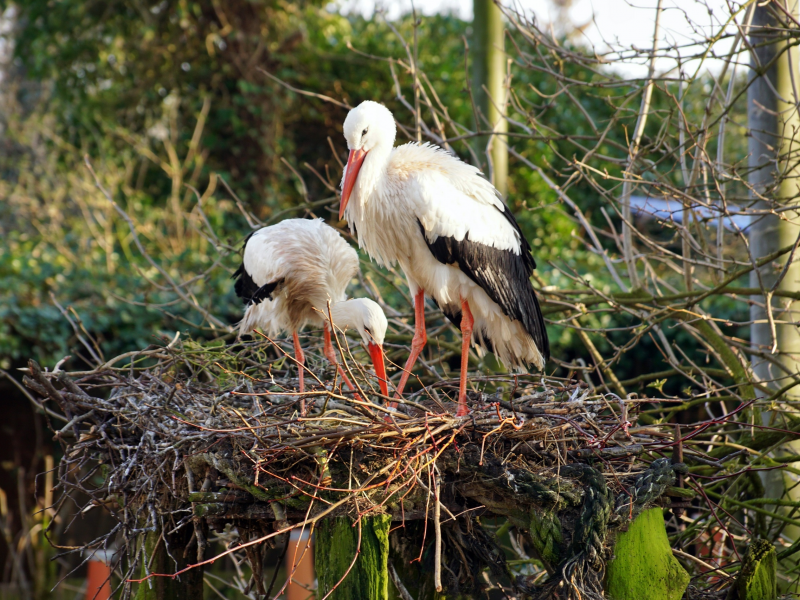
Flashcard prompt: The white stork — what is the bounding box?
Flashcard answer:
[233,218,389,413]
[339,101,550,416]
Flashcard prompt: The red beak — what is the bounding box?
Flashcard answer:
[340,148,367,220]
[368,342,389,397]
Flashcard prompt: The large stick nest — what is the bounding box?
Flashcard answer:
[24,335,694,599]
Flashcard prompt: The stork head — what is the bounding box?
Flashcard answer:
[340,101,396,219]
[330,298,389,396]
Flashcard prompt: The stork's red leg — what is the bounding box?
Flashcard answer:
[293,331,306,415]
[457,299,474,417]
[323,326,359,397]
[389,289,427,407]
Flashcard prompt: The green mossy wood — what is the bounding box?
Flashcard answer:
[605,508,689,600]
[727,540,777,600]
[316,515,391,600]
[134,530,203,600]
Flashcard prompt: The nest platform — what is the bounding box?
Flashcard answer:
[23,337,716,599]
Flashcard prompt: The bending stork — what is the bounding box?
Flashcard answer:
[233,218,389,413]
[339,101,550,416]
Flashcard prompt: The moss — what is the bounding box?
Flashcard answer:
[728,540,777,600]
[316,515,391,600]
[605,508,689,600]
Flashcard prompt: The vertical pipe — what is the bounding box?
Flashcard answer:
[85,556,113,600]
[472,0,507,197]
[286,529,315,600]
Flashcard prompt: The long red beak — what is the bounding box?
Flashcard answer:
[340,148,367,220]
[368,342,389,397]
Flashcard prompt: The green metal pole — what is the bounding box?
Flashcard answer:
[471,0,508,197]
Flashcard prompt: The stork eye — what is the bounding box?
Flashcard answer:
[362,128,368,137]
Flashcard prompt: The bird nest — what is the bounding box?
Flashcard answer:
[24,334,693,599]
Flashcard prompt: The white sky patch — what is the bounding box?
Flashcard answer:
[335,0,750,78]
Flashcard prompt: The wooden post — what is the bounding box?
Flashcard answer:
[315,515,391,600]
[134,530,203,600]
[726,540,777,600]
[605,508,689,600]
[747,0,800,577]
[471,0,508,197]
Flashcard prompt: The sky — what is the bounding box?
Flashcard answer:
[337,0,749,77]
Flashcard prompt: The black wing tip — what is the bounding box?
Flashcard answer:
[251,278,285,305]
[232,262,257,305]
[232,230,260,300]
[419,215,550,364]
[232,262,284,307]
[532,291,551,362]
[232,263,244,282]
[490,206,549,358]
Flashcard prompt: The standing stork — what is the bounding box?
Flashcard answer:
[339,101,550,416]
[233,218,389,413]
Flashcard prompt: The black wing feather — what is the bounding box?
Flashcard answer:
[418,207,550,361]
[232,230,284,306]
[233,263,257,304]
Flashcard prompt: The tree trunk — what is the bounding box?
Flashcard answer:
[747,0,800,577]
[315,515,391,600]
[471,0,507,197]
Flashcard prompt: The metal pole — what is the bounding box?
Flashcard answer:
[472,0,508,197]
